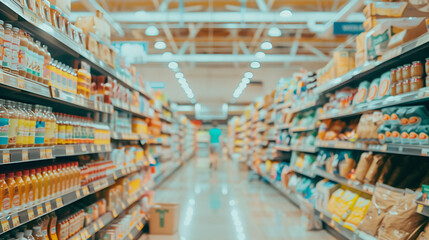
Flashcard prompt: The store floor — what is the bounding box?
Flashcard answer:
[142,157,335,240]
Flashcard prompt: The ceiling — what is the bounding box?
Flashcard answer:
[71,0,365,105]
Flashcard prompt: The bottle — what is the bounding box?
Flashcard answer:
[51,165,59,196]
[5,100,18,148]
[24,229,35,240]
[54,61,62,90]
[3,23,12,71]
[17,103,29,147]
[11,27,20,74]
[15,171,25,210]
[26,104,36,147]
[34,105,46,146]
[58,114,66,145]
[46,166,54,198]
[35,41,44,83]
[15,232,26,240]
[41,216,50,240]
[0,173,10,215]
[0,99,9,149]
[29,169,37,205]
[56,164,63,194]
[60,64,67,91]
[6,172,18,211]
[42,45,50,85]
[73,162,80,189]
[42,167,50,200]
[43,107,52,146]
[0,20,5,68]
[48,213,58,240]
[35,168,44,203]
[27,37,36,80]
[32,227,44,240]
[63,163,71,193]
[23,170,32,207]
[18,29,28,77]
[65,115,73,145]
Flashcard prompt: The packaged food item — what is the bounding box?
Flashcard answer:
[418,125,429,145]
[353,81,370,105]
[397,107,409,125]
[326,188,345,216]
[406,106,429,126]
[364,154,386,184]
[344,197,371,230]
[378,190,425,240]
[377,156,395,184]
[400,126,413,144]
[3,23,12,71]
[355,152,373,182]
[378,72,391,98]
[333,190,359,220]
[411,77,424,92]
[409,126,419,145]
[339,152,356,178]
[391,125,402,144]
[367,78,380,102]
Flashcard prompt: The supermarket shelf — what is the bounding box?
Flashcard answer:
[266,119,275,125]
[113,103,152,119]
[275,145,291,152]
[290,145,318,153]
[317,210,355,240]
[276,124,292,130]
[162,104,172,112]
[0,71,51,98]
[54,144,112,157]
[289,99,324,114]
[290,125,318,133]
[160,115,173,123]
[111,132,148,141]
[275,102,292,111]
[317,32,429,95]
[416,200,429,217]
[68,211,114,240]
[260,175,300,207]
[314,168,375,195]
[0,146,54,165]
[119,215,148,240]
[291,166,316,178]
[153,162,183,189]
[319,88,429,120]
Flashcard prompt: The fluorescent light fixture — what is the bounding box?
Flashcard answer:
[135,10,146,16]
[168,61,178,69]
[250,61,260,69]
[239,82,246,89]
[175,72,184,78]
[241,78,250,84]
[255,51,265,59]
[260,41,272,50]
[163,51,173,58]
[244,72,253,78]
[280,9,293,18]
[178,78,187,84]
[145,25,159,36]
[268,26,281,37]
[154,41,167,50]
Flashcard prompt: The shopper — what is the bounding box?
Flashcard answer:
[209,122,222,169]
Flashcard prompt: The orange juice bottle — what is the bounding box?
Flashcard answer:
[48,212,58,240]
[6,172,18,211]
[23,170,33,207]
[64,163,72,192]
[26,104,36,147]
[52,165,60,196]
[36,168,44,202]
[0,173,10,216]
[15,171,25,210]
[47,166,55,197]
[42,167,51,200]
[73,162,80,189]
[57,164,64,194]
[29,169,37,205]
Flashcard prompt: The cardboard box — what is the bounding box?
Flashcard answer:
[50,0,71,17]
[333,50,355,78]
[149,203,180,235]
[87,33,99,57]
[75,10,111,43]
[363,17,390,32]
[388,17,428,49]
[363,2,428,18]
[355,32,367,53]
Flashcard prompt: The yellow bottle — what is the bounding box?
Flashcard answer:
[42,167,51,200]
[72,162,80,189]
[6,172,18,211]
[57,164,64,194]
[15,171,25,210]
[26,104,37,147]
[23,170,33,207]
[52,165,60,196]
[36,168,44,203]
[65,163,72,191]
[16,103,27,147]
[47,166,55,197]
[0,173,10,215]
[29,169,38,204]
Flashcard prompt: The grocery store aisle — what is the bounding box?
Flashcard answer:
[143,157,335,240]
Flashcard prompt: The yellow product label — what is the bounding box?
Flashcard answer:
[16,119,27,145]
[24,119,30,145]
[58,125,66,144]
[44,121,51,145]
[29,120,36,145]
[8,118,18,145]
[66,125,73,144]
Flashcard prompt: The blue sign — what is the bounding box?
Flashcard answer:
[112,41,148,64]
[333,22,364,35]
[150,82,166,89]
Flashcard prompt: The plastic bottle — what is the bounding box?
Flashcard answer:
[29,169,38,205]
[48,213,58,240]
[41,45,50,85]
[18,29,28,77]
[57,114,65,145]
[34,105,46,146]
[28,37,36,80]
[0,99,9,149]
[15,171,25,210]
[24,229,35,240]
[26,104,36,147]
[11,27,20,74]
[6,100,18,148]
[6,172,18,211]
[43,107,53,146]
[35,41,44,83]
[73,162,80,189]
[41,167,50,200]
[60,64,67,91]
[0,20,5,68]
[29,38,38,81]
[23,170,32,207]
[46,166,54,198]
[65,115,73,145]
[32,226,44,240]
[3,23,12,71]
[16,103,29,147]
[35,168,43,203]
[41,216,50,240]
[0,173,10,215]
[52,165,60,196]
[54,61,62,90]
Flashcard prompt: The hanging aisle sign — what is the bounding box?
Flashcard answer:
[333,22,364,35]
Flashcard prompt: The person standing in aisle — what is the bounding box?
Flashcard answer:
[209,122,222,169]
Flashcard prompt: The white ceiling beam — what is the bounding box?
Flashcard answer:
[159,0,171,11]
[303,43,330,60]
[71,11,365,23]
[286,29,302,67]
[123,23,308,29]
[178,23,203,55]
[255,0,269,12]
[79,0,124,36]
[250,23,266,53]
[151,0,159,8]
[135,54,328,63]
[190,43,196,68]
[162,23,179,53]
[239,41,250,55]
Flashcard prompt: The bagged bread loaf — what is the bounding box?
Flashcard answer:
[355,152,374,182]
[364,154,386,184]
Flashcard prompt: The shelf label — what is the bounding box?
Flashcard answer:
[28,209,35,220]
[17,78,25,90]
[81,145,87,152]
[96,145,102,152]
[128,233,133,239]
[93,221,99,231]
[82,186,90,196]
[37,206,44,215]
[22,150,28,161]
[40,148,46,159]
[46,148,53,158]
[90,145,95,152]
[80,232,86,240]
[76,190,82,199]
[137,222,144,231]
[121,168,126,176]
[83,229,89,238]
[45,202,52,212]
[12,215,20,227]
[98,219,104,228]
[112,209,118,218]
[2,151,10,163]
[1,219,10,232]
[113,172,118,180]
[56,198,63,208]
[417,204,424,213]
[66,146,74,155]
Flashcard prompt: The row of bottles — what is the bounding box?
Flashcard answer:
[2,213,58,240]
[0,162,81,216]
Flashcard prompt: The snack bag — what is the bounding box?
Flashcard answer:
[418,125,429,145]
[407,106,429,126]
[364,154,386,184]
[344,197,371,230]
[367,78,380,102]
[355,152,374,182]
[327,188,345,214]
[333,190,359,220]
[353,81,370,105]
[378,72,391,99]
[382,107,399,125]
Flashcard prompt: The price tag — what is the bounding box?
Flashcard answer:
[83,229,90,238]
[76,190,82,199]
[1,219,10,232]
[93,221,99,232]
[417,204,424,213]
[17,78,25,89]
[28,209,35,220]
[66,146,74,155]
[137,222,143,231]
[46,148,53,158]
[45,202,52,212]
[98,219,104,229]
[56,198,63,208]
[91,145,95,152]
[22,150,28,161]
[113,172,118,180]
[2,151,10,163]
[128,233,133,239]
[82,186,90,196]
[121,168,126,176]
[80,232,86,240]
[40,148,46,159]
[37,206,44,215]
[12,215,20,227]
[81,145,87,152]
[96,145,102,152]
[112,209,118,218]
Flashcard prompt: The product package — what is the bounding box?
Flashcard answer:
[344,197,371,230]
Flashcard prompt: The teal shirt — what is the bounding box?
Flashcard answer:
[209,128,222,143]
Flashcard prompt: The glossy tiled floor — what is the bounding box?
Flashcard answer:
[142,156,335,240]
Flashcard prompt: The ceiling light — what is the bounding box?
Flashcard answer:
[163,52,173,58]
[178,78,187,84]
[244,72,253,78]
[168,61,178,69]
[280,9,293,18]
[255,51,265,59]
[260,41,272,50]
[135,10,146,16]
[145,25,159,36]
[239,82,247,89]
[250,61,260,69]
[241,78,250,84]
[154,41,166,50]
[268,27,281,37]
[175,72,184,78]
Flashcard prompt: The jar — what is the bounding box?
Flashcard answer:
[396,81,403,95]
[3,23,12,72]
[42,0,51,24]
[396,66,403,82]
[403,79,411,93]
[391,81,397,96]
[411,77,424,92]
[18,29,28,77]
[0,20,4,69]
[412,61,423,78]
[11,27,20,74]
[402,64,411,80]
[426,58,429,76]
[390,68,397,83]
[62,14,72,38]
[50,5,62,29]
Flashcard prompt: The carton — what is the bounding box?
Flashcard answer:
[149,203,180,235]
[363,2,428,18]
[50,0,71,17]
[75,10,111,43]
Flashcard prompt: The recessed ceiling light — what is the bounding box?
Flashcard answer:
[241,78,250,84]
[175,72,184,78]
[255,51,265,59]
[268,27,281,37]
[250,61,260,69]
[239,82,247,89]
[280,9,293,18]
[178,78,186,84]
[244,72,253,78]
[163,52,173,58]
[168,61,178,69]
[260,41,272,50]
[154,41,167,50]
[145,25,159,36]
